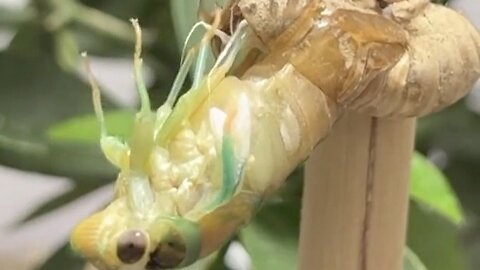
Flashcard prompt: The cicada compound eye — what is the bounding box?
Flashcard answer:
[146,239,187,269]
[116,230,148,264]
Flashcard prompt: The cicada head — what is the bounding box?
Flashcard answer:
[71,193,201,270]
[71,18,207,269]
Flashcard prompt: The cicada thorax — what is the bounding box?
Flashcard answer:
[228,0,480,118]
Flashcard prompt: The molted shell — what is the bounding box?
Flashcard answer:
[233,0,480,118]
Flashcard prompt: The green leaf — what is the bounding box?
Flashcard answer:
[240,170,303,270]
[0,6,35,27]
[404,247,428,270]
[54,29,81,73]
[2,29,115,129]
[37,244,85,270]
[0,137,115,180]
[416,102,480,215]
[47,110,135,143]
[0,27,118,179]
[238,168,303,270]
[241,200,299,270]
[169,0,202,51]
[416,100,480,270]
[407,200,468,270]
[410,153,464,224]
[0,53,93,129]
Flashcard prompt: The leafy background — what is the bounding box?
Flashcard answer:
[0,0,478,269]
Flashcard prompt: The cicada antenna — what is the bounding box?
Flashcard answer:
[81,52,131,169]
[130,18,152,116]
[166,47,197,108]
[81,52,107,137]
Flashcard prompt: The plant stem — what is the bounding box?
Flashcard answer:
[298,113,415,270]
[0,7,35,27]
[73,4,135,44]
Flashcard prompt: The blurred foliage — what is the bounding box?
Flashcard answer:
[416,101,480,269]
[410,153,464,224]
[0,0,478,270]
[407,153,468,270]
[47,110,135,143]
[404,247,428,270]
[240,170,302,270]
[407,200,467,270]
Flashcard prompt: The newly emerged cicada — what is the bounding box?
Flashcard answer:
[71,0,480,269]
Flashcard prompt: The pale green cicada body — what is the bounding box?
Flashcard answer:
[71,16,282,270]
[71,0,480,268]
[71,2,340,268]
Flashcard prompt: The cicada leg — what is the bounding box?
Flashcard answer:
[201,22,254,208]
[153,10,227,137]
[81,53,130,169]
[155,16,250,146]
[204,89,252,209]
[211,20,249,72]
[130,18,151,116]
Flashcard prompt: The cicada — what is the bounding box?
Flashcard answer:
[71,0,480,269]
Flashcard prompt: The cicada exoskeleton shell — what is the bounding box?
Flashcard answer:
[218,0,480,118]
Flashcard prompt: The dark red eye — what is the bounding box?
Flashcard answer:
[117,230,147,264]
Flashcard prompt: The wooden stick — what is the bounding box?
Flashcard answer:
[298,113,416,270]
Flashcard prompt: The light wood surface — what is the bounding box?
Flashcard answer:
[298,113,415,270]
